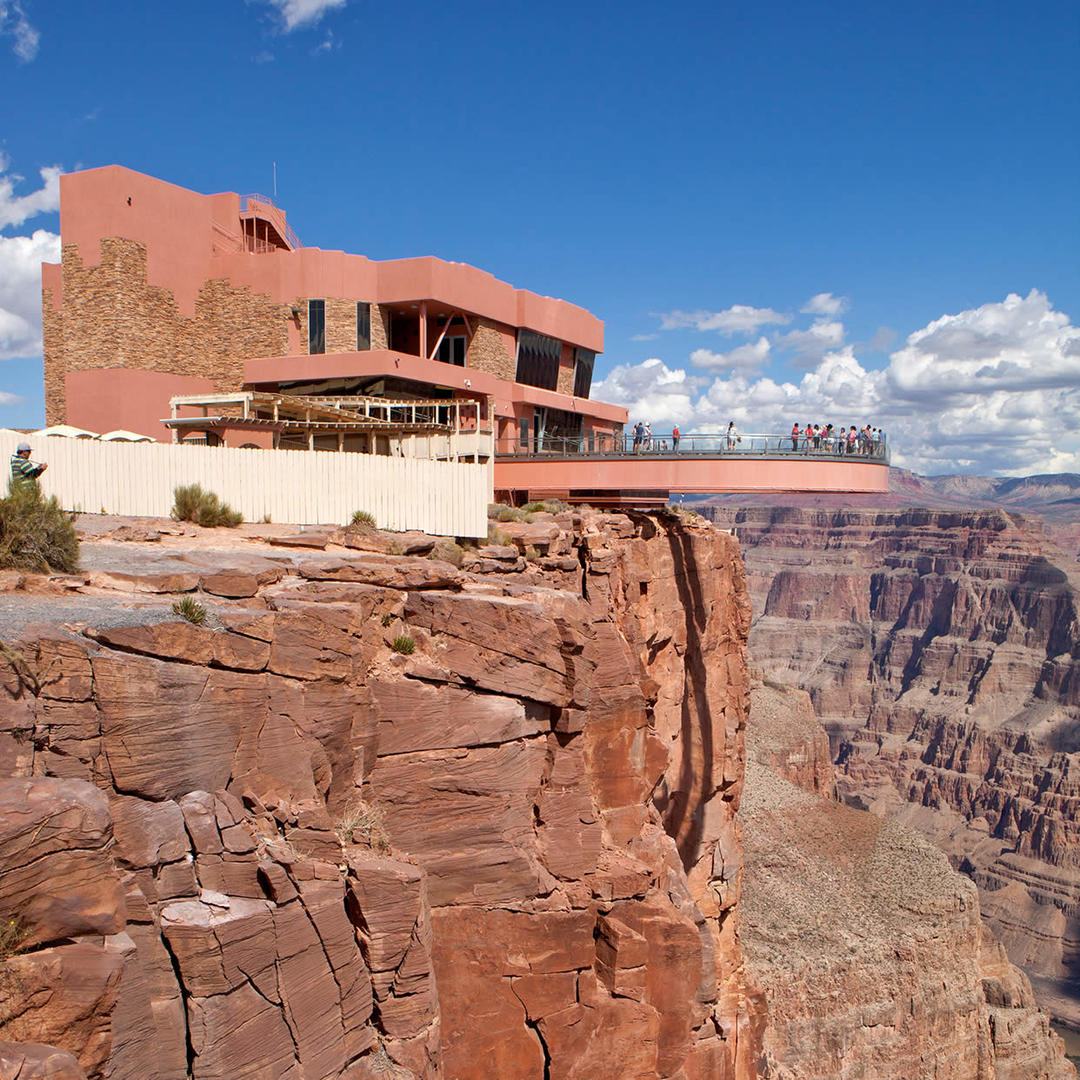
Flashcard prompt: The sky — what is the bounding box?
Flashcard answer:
[0,0,1077,476]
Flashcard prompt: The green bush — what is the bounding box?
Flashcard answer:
[391,634,416,655]
[172,596,207,625]
[0,482,79,573]
[349,509,377,529]
[172,485,242,528]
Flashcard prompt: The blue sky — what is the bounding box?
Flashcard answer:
[0,0,1077,475]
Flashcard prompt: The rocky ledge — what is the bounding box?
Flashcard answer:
[0,509,760,1080]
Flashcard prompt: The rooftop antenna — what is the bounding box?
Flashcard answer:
[273,162,277,200]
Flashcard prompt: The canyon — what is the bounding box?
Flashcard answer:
[705,496,1080,1034]
[0,500,1073,1078]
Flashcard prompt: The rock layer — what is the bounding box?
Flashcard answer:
[741,680,1075,1079]
[0,510,760,1079]
[711,505,1080,1020]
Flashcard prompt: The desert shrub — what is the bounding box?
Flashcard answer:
[172,484,242,528]
[335,800,390,853]
[0,482,79,573]
[524,498,568,514]
[391,634,416,655]
[380,612,395,627]
[0,917,27,964]
[349,509,377,529]
[431,539,464,566]
[496,506,523,522]
[172,596,207,625]
[524,545,541,563]
[486,524,511,546]
[0,640,59,697]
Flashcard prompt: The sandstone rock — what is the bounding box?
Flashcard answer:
[299,555,461,591]
[268,532,328,549]
[0,778,124,943]
[0,1043,87,1080]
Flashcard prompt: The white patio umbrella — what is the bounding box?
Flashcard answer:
[34,424,99,439]
[99,430,154,443]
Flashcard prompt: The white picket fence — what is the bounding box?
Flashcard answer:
[0,430,492,537]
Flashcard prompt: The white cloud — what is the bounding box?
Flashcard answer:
[261,0,346,31]
[658,304,790,335]
[690,336,771,375]
[594,290,1080,477]
[801,292,849,317]
[776,318,845,363]
[0,157,61,230]
[630,332,659,342]
[0,2,39,61]
[0,228,60,360]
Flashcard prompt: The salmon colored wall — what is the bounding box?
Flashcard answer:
[65,368,216,441]
[222,428,274,449]
[494,456,891,495]
[59,166,604,350]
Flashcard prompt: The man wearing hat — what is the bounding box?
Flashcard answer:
[10,441,47,490]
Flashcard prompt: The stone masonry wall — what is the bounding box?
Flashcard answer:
[41,287,64,427]
[45,239,292,425]
[468,318,516,381]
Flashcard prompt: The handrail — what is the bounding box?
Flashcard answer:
[239,193,302,251]
[494,431,890,462]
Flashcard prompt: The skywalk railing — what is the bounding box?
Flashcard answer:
[496,431,890,462]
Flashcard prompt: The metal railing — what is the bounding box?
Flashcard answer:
[495,431,890,462]
[239,194,302,251]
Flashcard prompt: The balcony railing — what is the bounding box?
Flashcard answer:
[496,431,890,462]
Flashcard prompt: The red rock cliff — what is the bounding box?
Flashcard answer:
[0,510,761,1079]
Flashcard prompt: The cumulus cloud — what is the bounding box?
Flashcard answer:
[776,318,845,363]
[658,304,790,335]
[801,292,849,317]
[260,0,346,31]
[595,290,1080,477]
[690,336,771,375]
[0,229,60,360]
[0,154,61,230]
[0,2,39,61]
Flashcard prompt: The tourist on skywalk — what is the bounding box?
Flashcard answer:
[812,424,821,450]
[672,424,680,452]
[726,421,739,450]
[644,422,652,451]
[846,426,858,454]
[791,422,800,451]
[632,421,644,453]
[803,423,813,451]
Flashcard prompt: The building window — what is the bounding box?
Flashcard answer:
[357,302,371,350]
[516,330,561,391]
[437,335,466,366]
[308,299,325,354]
[573,348,595,398]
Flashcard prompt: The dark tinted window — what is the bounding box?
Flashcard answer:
[308,299,325,354]
[573,348,595,398]
[516,330,561,390]
[437,336,466,366]
[357,302,371,350]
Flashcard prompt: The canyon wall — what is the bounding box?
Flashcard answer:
[0,510,761,1079]
[710,505,1080,1020]
[740,679,1075,1080]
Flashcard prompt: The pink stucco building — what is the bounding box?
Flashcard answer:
[41,166,626,454]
